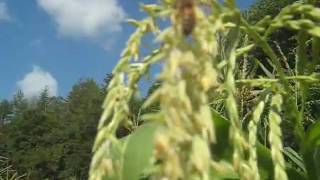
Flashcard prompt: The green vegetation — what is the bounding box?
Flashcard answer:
[1,0,320,179]
[0,78,109,179]
[90,0,320,180]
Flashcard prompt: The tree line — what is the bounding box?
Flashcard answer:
[0,75,113,179]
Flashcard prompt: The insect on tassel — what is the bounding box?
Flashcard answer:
[176,0,196,36]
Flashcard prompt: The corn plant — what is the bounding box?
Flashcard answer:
[90,0,320,179]
[0,156,25,180]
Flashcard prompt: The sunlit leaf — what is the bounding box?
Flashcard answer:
[122,123,159,180]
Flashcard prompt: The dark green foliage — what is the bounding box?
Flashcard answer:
[301,122,320,180]
[245,0,297,23]
[62,79,104,179]
[0,78,108,179]
[12,90,28,118]
[0,100,12,125]
[244,0,297,78]
[0,72,144,179]
[5,109,66,179]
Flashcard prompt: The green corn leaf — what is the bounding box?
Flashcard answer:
[210,161,239,179]
[211,109,307,180]
[283,147,306,173]
[211,109,232,160]
[254,57,275,78]
[301,122,320,180]
[122,123,159,180]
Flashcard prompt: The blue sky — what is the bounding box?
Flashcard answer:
[0,0,255,99]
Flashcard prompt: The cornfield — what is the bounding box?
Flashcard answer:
[90,0,320,179]
[0,156,25,180]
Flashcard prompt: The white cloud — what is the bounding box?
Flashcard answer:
[37,0,126,38]
[17,66,58,99]
[0,1,11,22]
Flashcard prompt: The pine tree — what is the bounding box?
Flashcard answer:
[0,100,12,125]
[11,90,28,120]
[62,79,103,179]
[37,86,50,112]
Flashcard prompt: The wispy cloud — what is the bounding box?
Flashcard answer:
[37,0,126,38]
[0,1,11,22]
[17,66,58,99]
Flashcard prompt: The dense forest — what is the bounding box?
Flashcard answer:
[1,0,320,179]
[0,74,147,179]
[0,76,110,179]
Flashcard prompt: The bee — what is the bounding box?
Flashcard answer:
[175,0,196,36]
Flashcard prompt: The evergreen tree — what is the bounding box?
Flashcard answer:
[102,73,113,90]
[5,109,66,179]
[0,100,12,125]
[61,79,103,179]
[11,90,28,118]
[37,86,50,112]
